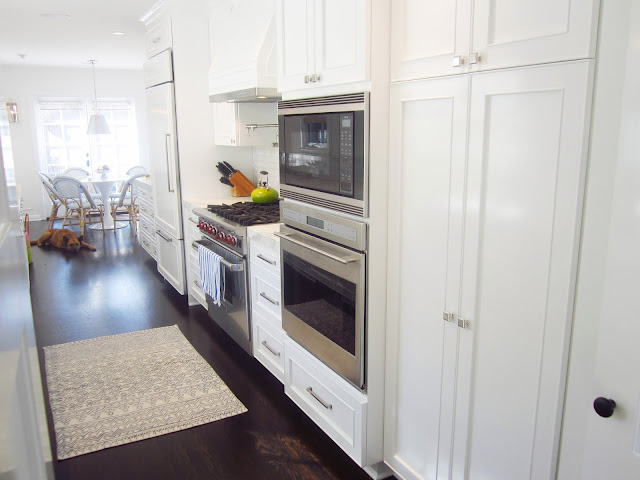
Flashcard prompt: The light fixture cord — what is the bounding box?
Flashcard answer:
[91,60,99,113]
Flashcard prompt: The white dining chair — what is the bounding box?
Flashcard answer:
[126,165,147,176]
[63,167,91,179]
[53,175,105,235]
[38,173,65,229]
[110,173,146,234]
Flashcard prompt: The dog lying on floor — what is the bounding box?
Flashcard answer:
[31,228,96,253]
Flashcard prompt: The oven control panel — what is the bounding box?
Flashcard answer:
[282,208,357,243]
[197,219,241,250]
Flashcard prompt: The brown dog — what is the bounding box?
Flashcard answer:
[31,228,96,253]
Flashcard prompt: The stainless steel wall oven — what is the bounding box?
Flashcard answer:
[278,93,369,217]
[275,202,367,389]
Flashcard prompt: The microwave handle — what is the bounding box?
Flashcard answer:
[274,232,356,265]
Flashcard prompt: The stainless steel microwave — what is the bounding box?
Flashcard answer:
[278,93,369,217]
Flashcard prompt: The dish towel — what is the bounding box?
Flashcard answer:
[198,244,225,306]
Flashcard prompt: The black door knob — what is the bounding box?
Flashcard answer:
[594,397,616,418]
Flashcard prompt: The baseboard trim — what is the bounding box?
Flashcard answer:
[364,461,395,480]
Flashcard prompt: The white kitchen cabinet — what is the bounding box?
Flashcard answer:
[276,0,368,93]
[390,0,599,81]
[284,339,368,466]
[145,16,172,59]
[384,60,594,480]
[248,226,285,382]
[212,102,278,147]
[183,202,207,310]
[136,178,157,260]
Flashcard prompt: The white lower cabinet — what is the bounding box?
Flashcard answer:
[284,339,367,466]
[136,179,157,260]
[183,202,207,310]
[384,60,594,480]
[250,263,282,325]
[252,310,286,382]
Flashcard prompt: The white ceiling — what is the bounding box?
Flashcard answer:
[0,0,160,70]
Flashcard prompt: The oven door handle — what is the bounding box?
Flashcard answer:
[274,232,357,265]
[192,241,244,272]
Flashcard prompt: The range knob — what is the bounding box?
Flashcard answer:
[206,224,213,234]
[216,232,225,241]
[211,226,219,236]
[197,221,204,230]
[225,234,237,247]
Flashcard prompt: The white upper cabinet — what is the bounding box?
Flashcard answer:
[390,0,599,81]
[277,0,369,93]
[390,0,472,81]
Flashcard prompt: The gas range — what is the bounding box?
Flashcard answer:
[192,200,281,256]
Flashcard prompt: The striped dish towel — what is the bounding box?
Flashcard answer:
[198,244,225,306]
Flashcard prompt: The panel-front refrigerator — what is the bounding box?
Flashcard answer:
[144,49,186,294]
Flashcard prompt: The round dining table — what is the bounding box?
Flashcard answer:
[83,175,128,230]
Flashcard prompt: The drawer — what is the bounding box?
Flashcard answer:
[139,216,155,238]
[185,215,200,237]
[140,230,157,260]
[250,263,282,326]
[284,339,367,465]
[249,235,280,278]
[145,19,172,59]
[138,202,155,222]
[252,310,286,383]
[188,273,208,311]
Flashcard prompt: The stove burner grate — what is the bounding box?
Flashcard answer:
[206,200,280,226]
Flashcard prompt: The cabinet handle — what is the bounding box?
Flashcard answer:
[261,340,281,357]
[310,73,320,83]
[188,217,198,224]
[443,311,455,322]
[452,55,464,67]
[469,52,481,64]
[257,253,276,265]
[193,280,201,288]
[152,36,161,44]
[306,387,332,410]
[458,318,470,329]
[304,74,311,84]
[165,134,175,193]
[156,230,172,243]
[260,292,279,306]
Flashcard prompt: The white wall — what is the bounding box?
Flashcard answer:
[0,65,149,221]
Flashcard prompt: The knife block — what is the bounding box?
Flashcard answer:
[229,171,255,197]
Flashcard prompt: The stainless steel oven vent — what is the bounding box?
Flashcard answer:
[278,93,366,110]
[280,188,366,217]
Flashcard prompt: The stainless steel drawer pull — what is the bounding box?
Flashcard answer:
[257,254,276,265]
[274,232,356,265]
[156,230,172,242]
[260,292,279,306]
[188,218,198,224]
[193,280,201,288]
[261,340,280,357]
[306,387,332,410]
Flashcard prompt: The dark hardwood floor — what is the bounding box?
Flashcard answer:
[28,221,374,480]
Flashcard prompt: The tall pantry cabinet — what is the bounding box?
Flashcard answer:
[383,1,599,479]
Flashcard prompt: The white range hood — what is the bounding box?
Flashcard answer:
[208,0,279,103]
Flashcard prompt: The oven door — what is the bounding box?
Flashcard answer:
[193,238,251,354]
[277,227,365,389]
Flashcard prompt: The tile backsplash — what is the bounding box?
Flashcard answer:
[252,147,280,192]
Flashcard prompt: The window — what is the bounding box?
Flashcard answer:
[36,98,140,177]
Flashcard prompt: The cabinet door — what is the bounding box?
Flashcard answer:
[390,0,472,81]
[384,75,469,480]
[155,233,186,295]
[471,0,599,71]
[146,83,183,239]
[212,102,237,146]
[313,0,367,87]
[452,61,593,480]
[276,0,315,92]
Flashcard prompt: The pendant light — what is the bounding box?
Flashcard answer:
[87,59,110,135]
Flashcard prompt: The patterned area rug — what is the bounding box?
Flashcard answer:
[44,325,247,459]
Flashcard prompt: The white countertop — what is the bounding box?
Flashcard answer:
[247,223,282,239]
